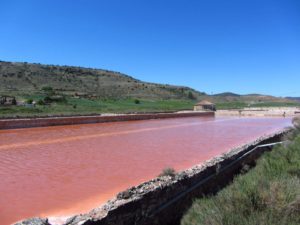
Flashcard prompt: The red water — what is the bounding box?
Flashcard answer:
[0,116,291,224]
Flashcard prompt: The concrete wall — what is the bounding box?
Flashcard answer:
[216,107,300,117]
[0,112,214,130]
[16,130,288,225]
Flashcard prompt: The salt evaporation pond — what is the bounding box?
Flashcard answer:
[0,116,292,224]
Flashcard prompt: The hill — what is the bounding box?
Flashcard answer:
[0,61,204,100]
[213,92,241,97]
[286,97,300,102]
[0,60,298,117]
[208,92,292,104]
[205,92,298,109]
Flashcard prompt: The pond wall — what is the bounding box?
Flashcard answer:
[0,111,213,130]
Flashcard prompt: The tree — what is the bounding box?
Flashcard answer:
[41,86,55,96]
[37,99,45,105]
[26,99,33,104]
[11,98,17,105]
[188,91,196,100]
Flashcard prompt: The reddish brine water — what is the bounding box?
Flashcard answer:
[0,116,291,224]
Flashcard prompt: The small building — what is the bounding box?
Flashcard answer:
[194,100,216,111]
[0,96,17,106]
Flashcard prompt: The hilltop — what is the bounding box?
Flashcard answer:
[212,92,292,103]
[203,92,296,109]
[286,97,300,103]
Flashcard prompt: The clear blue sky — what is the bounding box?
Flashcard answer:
[1,0,299,96]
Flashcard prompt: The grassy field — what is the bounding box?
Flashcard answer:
[0,96,195,118]
[181,119,300,225]
[1,95,300,118]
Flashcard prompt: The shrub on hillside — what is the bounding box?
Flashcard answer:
[41,86,54,95]
[44,96,52,103]
[11,98,17,105]
[37,99,45,105]
[50,95,67,103]
[188,91,196,100]
[283,116,300,142]
[43,95,66,103]
[26,99,33,104]
[292,117,300,131]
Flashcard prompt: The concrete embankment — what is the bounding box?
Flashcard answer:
[16,129,289,225]
[217,107,300,117]
[0,111,213,130]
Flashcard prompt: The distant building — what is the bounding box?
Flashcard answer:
[0,96,17,106]
[194,100,216,111]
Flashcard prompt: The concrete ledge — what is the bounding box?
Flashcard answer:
[216,107,300,117]
[15,129,289,225]
[0,112,214,130]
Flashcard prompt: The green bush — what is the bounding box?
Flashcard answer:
[11,98,17,105]
[50,95,67,103]
[282,117,300,142]
[26,99,33,104]
[41,86,55,96]
[188,91,196,100]
[134,99,140,104]
[44,96,52,103]
[37,99,45,105]
[41,86,53,92]
[159,167,176,177]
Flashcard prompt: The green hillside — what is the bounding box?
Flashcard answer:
[0,61,204,100]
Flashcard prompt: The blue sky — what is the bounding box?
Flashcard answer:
[0,0,299,96]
